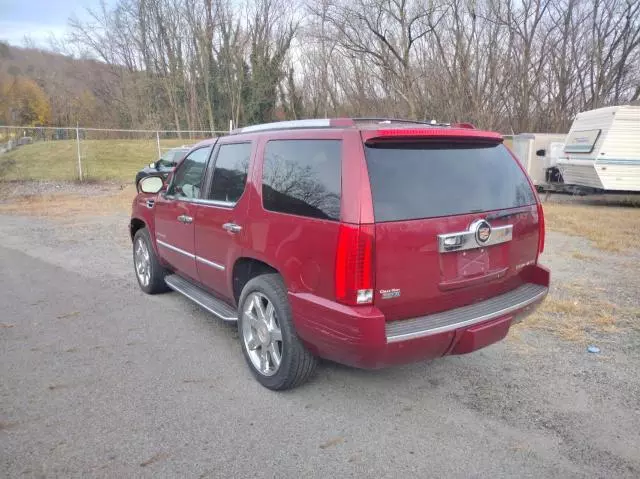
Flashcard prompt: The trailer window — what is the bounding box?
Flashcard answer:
[564,129,601,153]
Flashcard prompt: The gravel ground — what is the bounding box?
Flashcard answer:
[0,180,130,201]
[1,201,639,478]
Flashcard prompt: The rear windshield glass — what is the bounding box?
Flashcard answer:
[364,142,536,222]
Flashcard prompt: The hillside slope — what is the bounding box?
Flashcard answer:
[0,42,121,128]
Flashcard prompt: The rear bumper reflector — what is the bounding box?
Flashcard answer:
[385,283,548,343]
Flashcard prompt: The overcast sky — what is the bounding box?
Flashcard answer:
[0,0,112,48]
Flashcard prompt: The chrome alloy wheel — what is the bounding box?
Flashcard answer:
[134,237,151,287]
[242,292,283,377]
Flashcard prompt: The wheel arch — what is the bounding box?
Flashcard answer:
[130,217,146,242]
[232,257,280,305]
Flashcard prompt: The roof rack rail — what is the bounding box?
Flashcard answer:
[353,118,458,127]
[231,118,354,134]
[352,117,432,125]
[231,117,471,135]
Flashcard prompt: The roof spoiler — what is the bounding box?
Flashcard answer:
[363,128,503,142]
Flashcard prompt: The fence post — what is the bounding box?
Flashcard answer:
[156,131,161,159]
[76,123,83,181]
[229,119,233,132]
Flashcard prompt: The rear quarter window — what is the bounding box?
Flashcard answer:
[262,139,341,221]
[365,142,536,222]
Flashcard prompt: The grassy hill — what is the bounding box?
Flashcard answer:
[0,139,191,182]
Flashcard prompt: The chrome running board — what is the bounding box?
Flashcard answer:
[165,274,238,322]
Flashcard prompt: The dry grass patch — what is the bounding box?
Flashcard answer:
[515,283,640,343]
[543,202,640,252]
[0,185,135,218]
[571,251,595,261]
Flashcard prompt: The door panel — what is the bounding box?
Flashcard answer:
[195,142,253,299]
[154,145,213,281]
[154,196,199,280]
[194,204,244,299]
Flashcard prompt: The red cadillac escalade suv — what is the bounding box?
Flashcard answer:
[130,118,549,390]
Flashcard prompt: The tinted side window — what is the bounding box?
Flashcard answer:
[262,140,341,221]
[364,142,536,222]
[208,143,251,203]
[168,146,211,199]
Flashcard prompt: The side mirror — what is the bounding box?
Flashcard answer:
[139,176,164,194]
[536,149,546,157]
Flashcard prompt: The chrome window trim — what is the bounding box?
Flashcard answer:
[159,196,236,209]
[157,239,195,259]
[438,224,513,253]
[164,144,214,197]
[205,141,252,206]
[196,255,226,271]
[192,198,236,208]
[162,141,249,208]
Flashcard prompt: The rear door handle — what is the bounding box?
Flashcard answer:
[177,215,193,224]
[222,223,242,233]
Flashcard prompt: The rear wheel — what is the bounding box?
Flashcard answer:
[133,228,169,294]
[238,274,317,390]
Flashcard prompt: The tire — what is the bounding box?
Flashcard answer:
[238,274,317,390]
[132,228,169,294]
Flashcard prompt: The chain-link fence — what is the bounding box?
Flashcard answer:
[0,125,229,182]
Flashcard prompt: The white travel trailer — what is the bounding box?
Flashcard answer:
[556,105,640,192]
[510,133,567,188]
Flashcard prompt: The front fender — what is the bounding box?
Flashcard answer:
[130,193,159,255]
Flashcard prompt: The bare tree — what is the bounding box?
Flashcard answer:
[55,0,640,132]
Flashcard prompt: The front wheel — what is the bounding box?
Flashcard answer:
[133,228,169,294]
[238,274,317,390]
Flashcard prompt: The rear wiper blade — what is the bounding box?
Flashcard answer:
[486,206,533,220]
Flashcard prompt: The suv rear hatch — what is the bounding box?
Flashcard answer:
[361,128,542,321]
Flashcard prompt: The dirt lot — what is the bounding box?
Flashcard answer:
[1,182,639,478]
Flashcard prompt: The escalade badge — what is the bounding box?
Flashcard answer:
[475,220,492,244]
[380,289,401,300]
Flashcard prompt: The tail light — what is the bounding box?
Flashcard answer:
[335,223,375,305]
[537,202,545,255]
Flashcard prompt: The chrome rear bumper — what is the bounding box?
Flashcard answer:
[385,283,548,343]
